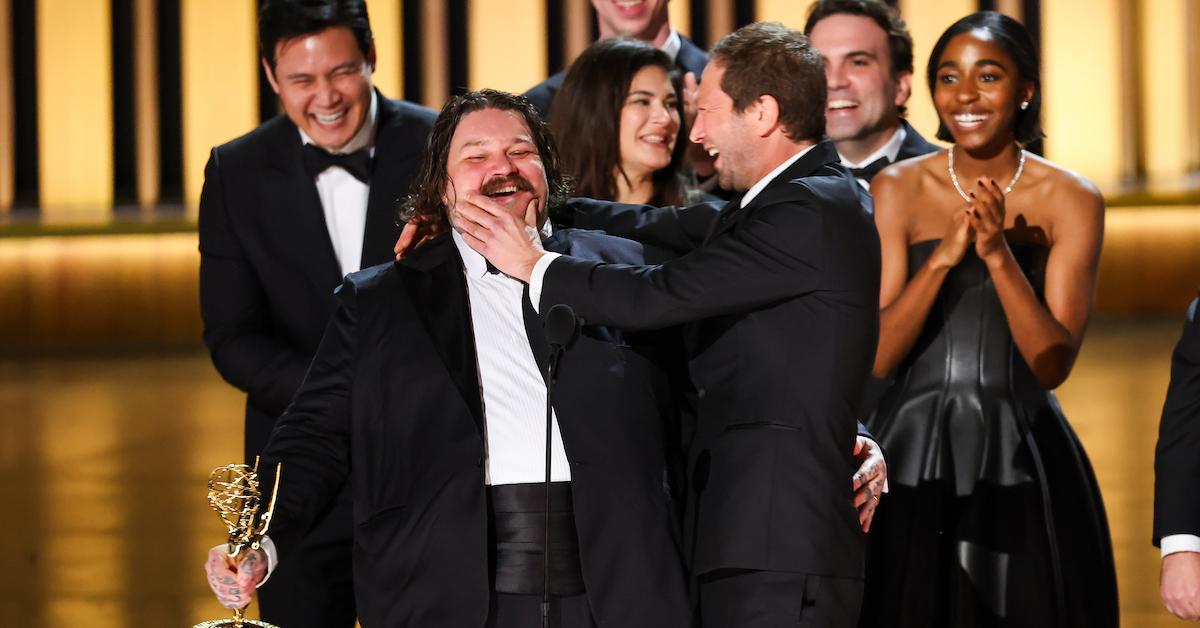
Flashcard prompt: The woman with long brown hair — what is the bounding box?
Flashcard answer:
[549,37,711,206]
[860,12,1118,627]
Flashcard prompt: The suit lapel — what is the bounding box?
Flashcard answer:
[362,94,428,267]
[262,119,342,291]
[398,236,485,434]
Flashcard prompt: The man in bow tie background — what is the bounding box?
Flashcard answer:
[804,0,938,190]
[197,1,434,625]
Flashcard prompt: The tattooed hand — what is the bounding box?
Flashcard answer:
[205,545,267,609]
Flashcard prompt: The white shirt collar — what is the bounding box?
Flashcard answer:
[740,144,818,208]
[453,220,554,279]
[297,90,379,154]
[839,125,906,169]
[660,28,682,62]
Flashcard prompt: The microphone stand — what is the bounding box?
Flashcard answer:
[542,345,563,628]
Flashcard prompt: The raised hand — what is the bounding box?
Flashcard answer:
[966,176,1010,265]
[205,545,267,610]
[851,436,888,533]
[450,193,545,282]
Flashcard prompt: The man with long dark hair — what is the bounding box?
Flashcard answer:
[198,1,435,625]
[204,89,691,628]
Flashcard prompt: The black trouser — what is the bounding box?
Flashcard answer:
[698,568,863,628]
[257,486,356,628]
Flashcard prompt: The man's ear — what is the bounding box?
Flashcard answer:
[261,58,281,94]
[893,70,913,109]
[754,94,782,138]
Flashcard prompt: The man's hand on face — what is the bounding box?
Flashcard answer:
[1162,551,1200,621]
[851,436,887,533]
[205,545,267,610]
[451,193,545,282]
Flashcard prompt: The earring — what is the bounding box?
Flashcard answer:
[1020,101,1030,111]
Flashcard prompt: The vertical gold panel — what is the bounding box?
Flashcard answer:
[1139,0,1188,182]
[755,0,816,29]
[1188,1,1200,170]
[707,0,734,48]
[421,1,449,108]
[0,0,13,213]
[134,0,160,209]
[899,0,973,150]
[1043,0,1122,185]
[469,0,546,93]
[181,0,258,210]
[36,0,113,215]
[995,0,1023,21]
[669,0,691,38]
[371,0,403,99]
[564,0,592,66]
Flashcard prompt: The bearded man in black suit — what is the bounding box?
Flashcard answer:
[456,23,878,628]
[198,1,435,625]
[202,89,692,628]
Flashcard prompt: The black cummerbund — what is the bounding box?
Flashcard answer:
[489,482,585,596]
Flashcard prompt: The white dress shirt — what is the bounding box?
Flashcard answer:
[661,28,682,62]
[1162,534,1200,557]
[297,91,379,279]
[452,228,572,486]
[839,125,906,191]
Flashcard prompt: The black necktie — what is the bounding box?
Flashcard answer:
[301,144,372,183]
[849,156,891,182]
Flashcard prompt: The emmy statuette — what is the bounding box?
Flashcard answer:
[194,459,282,628]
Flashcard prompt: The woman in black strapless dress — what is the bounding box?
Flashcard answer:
[858,12,1118,628]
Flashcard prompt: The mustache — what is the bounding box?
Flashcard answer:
[480,174,535,196]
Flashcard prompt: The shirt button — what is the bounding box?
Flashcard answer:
[697,387,706,399]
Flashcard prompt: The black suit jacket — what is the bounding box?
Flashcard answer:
[260,231,691,627]
[540,141,878,578]
[1154,297,1200,545]
[198,94,437,462]
[524,35,709,118]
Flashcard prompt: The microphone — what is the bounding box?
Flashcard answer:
[541,304,577,628]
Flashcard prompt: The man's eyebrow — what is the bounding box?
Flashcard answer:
[846,50,877,59]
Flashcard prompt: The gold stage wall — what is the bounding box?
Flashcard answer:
[0,0,1198,350]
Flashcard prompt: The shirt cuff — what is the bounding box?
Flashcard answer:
[528,252,562,313]
[256,535,279,587]
[1162,534,1200,558]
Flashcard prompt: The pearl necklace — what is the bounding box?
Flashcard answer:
[948,145,1026,203]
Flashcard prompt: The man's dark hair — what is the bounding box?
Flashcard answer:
[258,0,374,71]
[550,38,692,206]
[711,22,826,143]
[804,0,914,115]
[401,90,572,226]
[927,11,1044,144]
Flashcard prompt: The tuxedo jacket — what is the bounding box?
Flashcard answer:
[1154,297,1200,545]
[541,141,878,579]
[198,94,437,462]
[260,231,691,627]
[524,34,709,118]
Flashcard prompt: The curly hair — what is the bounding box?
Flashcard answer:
[399,89,572,226]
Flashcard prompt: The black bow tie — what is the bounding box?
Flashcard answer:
[849,156,891,182]
[301,144,372,183]
[485,260,502,275]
